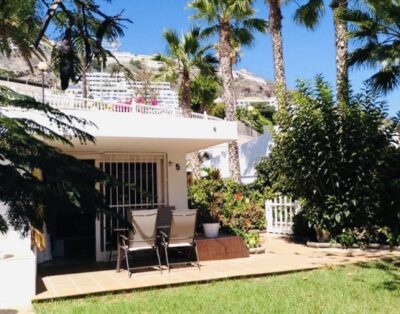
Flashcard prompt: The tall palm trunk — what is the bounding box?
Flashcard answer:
[181,69,202,179]
[219,22,241,182]
[181,69,192,117]
[268,0,286,98]
[332,0,349,105]
[80,54,88,107]
[82,70,88,98]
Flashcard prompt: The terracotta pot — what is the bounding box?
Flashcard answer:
[203,223,220,238]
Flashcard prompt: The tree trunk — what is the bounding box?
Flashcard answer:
[82,71,88,97]
[332,0,349,105]
[268,0,286,97]
[188,151,202,180]
[181,69,202,179]
[80,55,88,107]
[181,69,192,117]
[219,22,241,182]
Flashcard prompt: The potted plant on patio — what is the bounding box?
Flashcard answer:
[202,190,222,238]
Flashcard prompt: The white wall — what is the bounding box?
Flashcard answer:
[203,129,272,183]
[3,108,237,145]
[167,151,188,209]
[0,203,31,254]
[0,203,36,309]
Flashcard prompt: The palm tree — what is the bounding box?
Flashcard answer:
[266,0,286,92]
[294,0,350,104]
[154,27,218,178]
[345,0,400,94]
[0,0,46,73]
[35,0,130,90]
[189,0,268,182]
[153,27,218,116]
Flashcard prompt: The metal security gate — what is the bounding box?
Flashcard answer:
[265,196,301,234]
[97,153,167,256]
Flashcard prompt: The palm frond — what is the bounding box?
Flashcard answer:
[293,0,325,30]
[367,66,400,94]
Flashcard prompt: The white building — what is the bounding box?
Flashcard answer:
[0,86,241,307]
[214,96,277,109]
[67,72,180,108]
[202,127,272,184]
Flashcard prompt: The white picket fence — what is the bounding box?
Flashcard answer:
[265,196,301,234]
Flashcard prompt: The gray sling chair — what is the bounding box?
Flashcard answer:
[160,209,201,271]
[118,209,162,278]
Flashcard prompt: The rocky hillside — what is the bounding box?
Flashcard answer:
[0,51,276,99]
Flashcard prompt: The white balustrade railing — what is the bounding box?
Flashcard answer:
[25,93,224,121]
[265,196,301,234]
[4,90,259,137]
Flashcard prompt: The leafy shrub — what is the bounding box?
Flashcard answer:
[188,169,265,235]
[236,107,273,133]
[292,211,316,241]
[208,103,226,119]
[234,230,262,248]
[258,76,400,245]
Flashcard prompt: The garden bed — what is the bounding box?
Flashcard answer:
[307,241,400,251]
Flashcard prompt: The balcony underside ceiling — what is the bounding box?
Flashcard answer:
[55,136,232,154]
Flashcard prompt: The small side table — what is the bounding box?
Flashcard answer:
[113,228,128,272]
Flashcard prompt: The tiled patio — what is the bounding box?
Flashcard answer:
[33,235,400,302]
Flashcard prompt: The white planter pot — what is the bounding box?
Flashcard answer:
[203,223,220,238]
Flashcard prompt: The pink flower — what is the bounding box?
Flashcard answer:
[151,98,159,106]
[136,96,144,103]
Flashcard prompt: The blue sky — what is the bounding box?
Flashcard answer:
[100,0,399,116]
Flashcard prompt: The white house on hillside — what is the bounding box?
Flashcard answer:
[66,72,180,108]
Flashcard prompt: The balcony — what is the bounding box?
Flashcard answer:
[1,93,243,153]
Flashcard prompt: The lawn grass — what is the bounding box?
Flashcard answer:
[34,258,400,314]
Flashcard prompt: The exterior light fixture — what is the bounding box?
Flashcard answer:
[37,62,49,103]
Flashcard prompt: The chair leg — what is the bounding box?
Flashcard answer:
[116,245,121,273]
[155,247,163,274]
[194,244,201,270]
[124,249,132,278]
[163,244,170,272]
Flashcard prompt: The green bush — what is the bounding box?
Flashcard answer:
[292,211,316,241]
[257,76,400,246]
[188,169,265,240]
[236,106,274,133]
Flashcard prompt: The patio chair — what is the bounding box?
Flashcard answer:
[118,209,162,278]
[160,209,200,272]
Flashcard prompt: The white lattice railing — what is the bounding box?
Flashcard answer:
[265,196,301,234]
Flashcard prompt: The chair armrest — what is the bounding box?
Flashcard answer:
[159,231,169,245]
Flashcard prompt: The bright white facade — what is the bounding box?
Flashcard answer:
[66,72,180,108]
[0,203,36,308]
[0,92,238,268]
[215,96,277,109]
[202,127,272,184]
